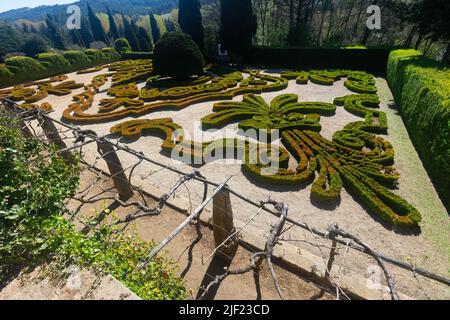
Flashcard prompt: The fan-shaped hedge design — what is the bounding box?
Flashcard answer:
[201,94,336,132]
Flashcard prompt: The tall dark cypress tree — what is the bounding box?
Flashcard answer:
[220,0,257,58]
[79,16,95,47]
[179,0,205,51]
[122,14,140,51]
[45,14,67,50]
[149,14,162,44]
[87,3,107,43]
[69,29,85,47]
[107,7,120,40]
[137,26,153,52]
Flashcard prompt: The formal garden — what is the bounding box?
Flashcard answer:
[0,0,449,301]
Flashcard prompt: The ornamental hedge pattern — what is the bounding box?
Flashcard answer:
[3,57,422,228]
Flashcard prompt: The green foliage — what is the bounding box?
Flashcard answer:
[107,7,120,40]
[220,0,257,56]
[386,49,423,102]
[387,49,450,210]
[84,48,108,64]
[0,117,79,276]
[149,14,162,44]
[0,47,120,87]
[37,53,71,75]
[63,50,92,70]
[0,117,186,299]
[179,0,205,51]
[22,35,49,57]
[137,27,153,52]
[122,15,140,52]
[153,32,204,79]
[0,65,14,84]
[87,4,107,43]
[101,47,121,61]
[4,56,47,83]
[54,216,187,300]
[202,93,334,131]
[44,14,66,50]
[0,22,23,60]
[115,38,132,54]
[342,45,368,49]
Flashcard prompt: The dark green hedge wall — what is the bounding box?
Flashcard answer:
[245,47,390,73]
[387,49,450,210]
[0,48,120,88]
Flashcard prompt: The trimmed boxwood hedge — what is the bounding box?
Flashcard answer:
[37,53,71,75]
[63,50,92,70]
[3,56,47,84]
[387,49,450,210]
[0,48,120,88]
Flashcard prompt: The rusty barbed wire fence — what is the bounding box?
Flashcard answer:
[1,98,449,300]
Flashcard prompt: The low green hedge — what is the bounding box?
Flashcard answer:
[387,49,450,210]
[37,53,71,75]
[84,48,107,64]
[386,49,423,102]
[0,48,120,88]
[3,56,47,84]
[63,50,93,70]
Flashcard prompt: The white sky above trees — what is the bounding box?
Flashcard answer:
[0,0,75,14]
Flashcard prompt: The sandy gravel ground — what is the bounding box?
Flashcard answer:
[13,67,450,299]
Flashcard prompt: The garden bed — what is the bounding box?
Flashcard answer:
[3,62,449,299]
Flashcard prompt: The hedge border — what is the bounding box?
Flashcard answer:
[386,49,450,210]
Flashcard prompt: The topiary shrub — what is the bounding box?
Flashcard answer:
[63,50,92,70]
[37,53,71,75]
[152,32,204,79]
[0,65,14,87]
[114,38,132,55]
[4,56,47,83]
[101,47,121,61]
[84,48,108,64]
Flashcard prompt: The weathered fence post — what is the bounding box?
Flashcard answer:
[212,188,237,259]
[96,139,134,201]
[40,116,74,164]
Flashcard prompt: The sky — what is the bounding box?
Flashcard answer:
[0,0,76,14]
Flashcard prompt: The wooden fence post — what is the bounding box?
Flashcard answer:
[212,188,237,259]
[40,116,74,164]
[96,139,134,201]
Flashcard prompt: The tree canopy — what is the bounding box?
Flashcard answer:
[179,0,205,51]
[220,0,257,57]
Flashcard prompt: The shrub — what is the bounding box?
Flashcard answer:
[387,49,450,210]
[153,32,204,79]
[63,50,92,70]
[4,56,47,83]
[37,53,71,75]
[84,48,108,64]
[0,65,14,86]
[101,47,121,61]
[114,38,132,54]
[342,45,367,49]
[0,117,78,278]
[0,118,186,299]
[386,49,423,102]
